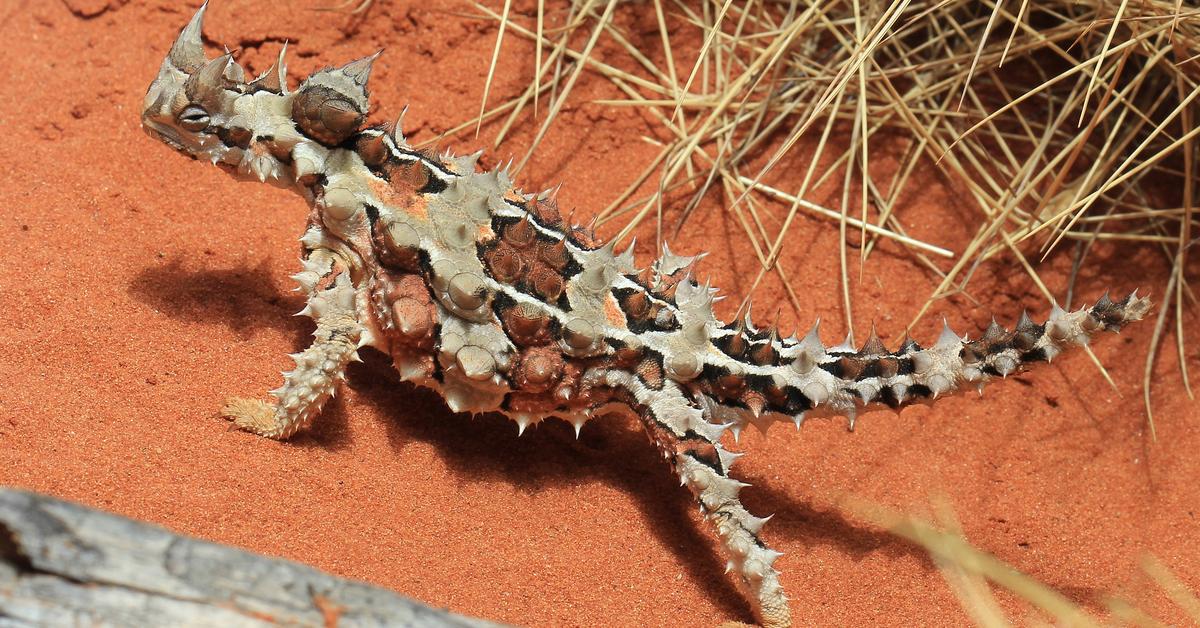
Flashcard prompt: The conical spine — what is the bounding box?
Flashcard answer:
[693,291,1151,435]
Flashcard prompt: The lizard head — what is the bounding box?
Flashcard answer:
[142,2,378,188]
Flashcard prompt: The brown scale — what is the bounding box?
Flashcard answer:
[297,171,323,188]
[503,216,538,248]
[723,327,750,358]
[291,85,364,146]
[851,328,902,377]
[833,355,866,381]
[961,342,986,365]
[874,355,901,378]
[484,219,569,304]
[501,301,553,346]
[636,266,656,288]
[652,264,697,302]
[656,277,680,301]
[373,224,421,272]
[762,379,789,408]
[1089,293,1133,331]
[749,333,778,366]
[859,328,888,356]
[537,238,569,271]
[963,320,1014,365]
[505,391,560,416]
[381,159,432,191]
[312,259,348,292]
[1013,311,1042,351]
[416,147,440,163]
[636,357,665,390]
[982,320,1011,345]
[741,389,767,417]
[713,372,746,399]
[667,433,724,474]
[483,242,525,283]
[552,360,585,407]
[619,289,652,322]
[528,197,562,227]
[981,320,1015,353]
[896,330,920,353]
[607,386,641,411]
[574,379,607,409]
[528,266,565,301]
[567,225,601,249]
[387,273,437,348]
[356,132,389,167]
[613,283,663,330]
[613,342,645,368]
[512,346,564,393]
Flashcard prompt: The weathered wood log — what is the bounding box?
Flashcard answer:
[0,487,502,627]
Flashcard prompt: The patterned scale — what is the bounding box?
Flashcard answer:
[140,6,1151,627]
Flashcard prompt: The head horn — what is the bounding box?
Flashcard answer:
[168,1,209,72]
[197,53,235,89]
[183,52,240,107]
[340,50,382,87]
[247,41,289,95]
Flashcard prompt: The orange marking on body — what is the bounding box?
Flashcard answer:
[407,195,430,221]
[604,294,627,328]
[476,223,495,242]
[366,177,428,220]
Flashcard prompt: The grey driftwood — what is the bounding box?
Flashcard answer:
[0,487,501,627]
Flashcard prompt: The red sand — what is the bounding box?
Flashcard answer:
[1,1,1197,626]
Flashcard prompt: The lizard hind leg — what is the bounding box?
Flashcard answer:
[630,379,791,628]
[222,249,363,440]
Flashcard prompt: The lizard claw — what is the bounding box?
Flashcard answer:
[221,397,279,436]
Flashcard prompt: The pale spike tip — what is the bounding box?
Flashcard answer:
[340,49,384,86]
[798,319,823,350]
[860,324,887,355]
[829,331,855,354]
[168,1,210,71]
[934,319,961,349]
[246,41,289,94]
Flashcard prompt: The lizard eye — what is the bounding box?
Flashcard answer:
[177,105,210,131]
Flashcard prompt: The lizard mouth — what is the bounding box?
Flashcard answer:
[142,118,284,183]
[141,120,189,154]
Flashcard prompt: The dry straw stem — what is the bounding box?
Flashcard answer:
[848,496,1200,626]
[320,0,375,13]
[455,1,1194,425]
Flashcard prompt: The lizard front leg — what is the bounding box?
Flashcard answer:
[222,248,362,439]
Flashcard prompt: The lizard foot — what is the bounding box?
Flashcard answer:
[221,397,278,436]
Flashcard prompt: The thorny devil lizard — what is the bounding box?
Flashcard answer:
[141,5,1150,627]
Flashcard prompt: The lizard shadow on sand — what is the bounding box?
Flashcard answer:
[129,258,361,449]
[346,350,937,620]
[129,257,954,619]
[129,257,310,341]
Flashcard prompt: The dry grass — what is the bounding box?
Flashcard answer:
[347,1,1197,428]
[455,0,1195,432]
[324,2,1197,623]
[847,496,1200,626]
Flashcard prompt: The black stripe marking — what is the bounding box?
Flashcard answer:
[683,449,724,476]
[419,171,448,194]
[364,203,381,228]
[394,146,457,177]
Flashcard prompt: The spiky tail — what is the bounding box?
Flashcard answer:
[734,292,1151,434]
